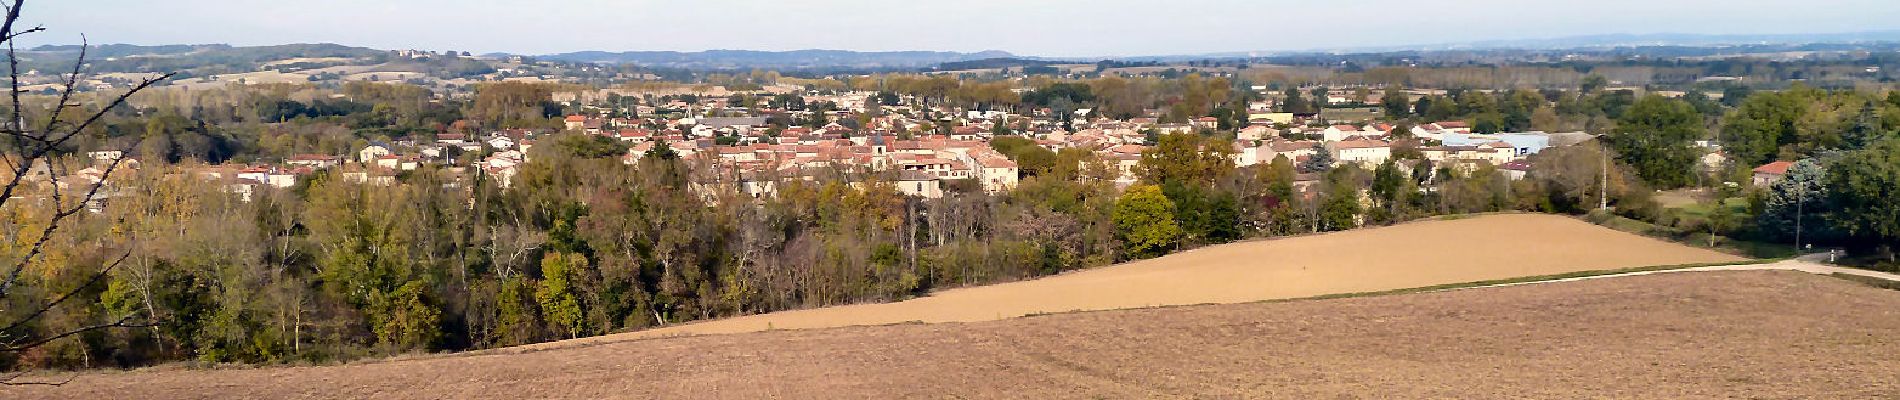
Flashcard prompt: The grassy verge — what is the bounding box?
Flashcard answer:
[1582,210,1795,259]
[1829,273,1900,291]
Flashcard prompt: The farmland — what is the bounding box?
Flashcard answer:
[1,212,1804,400]
[568,213,1742,342]
[7,270,1897,399]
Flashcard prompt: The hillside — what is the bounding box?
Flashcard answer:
[9,270,1896,399]
[557,213,1741,343]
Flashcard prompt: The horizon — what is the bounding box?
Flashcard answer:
[16,0,1900,57]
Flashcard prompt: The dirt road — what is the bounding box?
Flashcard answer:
[9,271,1897,399]
[560,213,1742,344]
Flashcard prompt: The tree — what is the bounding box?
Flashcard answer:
[1606,95,1704,188]
[1370,160,1406,215]
[1756,157,1838,244]
[0,0,173,378]
[535,252,586,339]
[1300,142,1335,173]
[1823,140,1900,261]
[1137,133,1233,186]
[1721,84,1754,107]
[647,140,679,161]
[1720,91,1804,167]
[1382,88,1411,119]
[1282,88,1309,114]
[991,136,1056,176]
[1580,75,1609,93]
[1161,183,1241,245]
[1412,96,1438,121]
[1706,202,1739,248]
[1843,100,1887,150]
[1112,185,1182,259]
[1317,167,1363,231]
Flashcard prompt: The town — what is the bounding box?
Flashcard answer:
[73,77,1605,204]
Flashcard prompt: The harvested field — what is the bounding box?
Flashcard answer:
[574,213,1741,342]
[10,271,1899,399]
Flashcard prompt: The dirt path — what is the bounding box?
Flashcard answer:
[9,271,1897,399]
[537,213,1741,348]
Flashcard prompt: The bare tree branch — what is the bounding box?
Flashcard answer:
[1,314,152,353]
[0,252,130,335]
[0,73,170,216]
[39,33,87,139]
[0,0,172,363]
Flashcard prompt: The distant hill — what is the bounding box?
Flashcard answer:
[934,57,1057,71]
[1197,30,1900,57]
[28,43,382,60]
[21,43,385,73]
[1443,31,1900,51]
[537,49,1014,70]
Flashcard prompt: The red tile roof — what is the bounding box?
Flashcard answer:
[1753,161,1795,175]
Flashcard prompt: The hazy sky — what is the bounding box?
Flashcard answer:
[16,0,1900,57]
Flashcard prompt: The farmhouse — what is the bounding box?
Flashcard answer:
[1752,161,1795,187]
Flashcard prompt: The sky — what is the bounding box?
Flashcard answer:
[16,0,1900,57]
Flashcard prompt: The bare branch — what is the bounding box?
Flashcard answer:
[3,15,27,174]
[0,252,130,335]
[0,25,39,43]
[40,34,87,138]
[1,315,152,353]
[0,0,175,362]
[0,73,170,212]
[44,74,172,151]
[0,136,140,298]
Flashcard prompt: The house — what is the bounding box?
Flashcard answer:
[85,150,125,162]
[1422,141,1515,168]
[483,150,527,188]
[1155,123,1194,135]
[286,154,343,169]
[1752,161,1795,187]
[1259,140,1320,165]
[487,136,516,150]
[972,155,1019,193]
[1322,125,1370,142]
[341,170,397,186]
[358,143,393,164]
[1248,112,1295,125]
[1233,141,1262,167]
[1500,160,1533,180]
[266,168,306,188]
[1238,125,1276,141]
[698,116,766,131]
[1105,144,1145,187]
[1441,133,1551,157]
[1701,151,1730,172]
[563,115,587,131]
[895,171,943,199]
[1328,137,1392,167]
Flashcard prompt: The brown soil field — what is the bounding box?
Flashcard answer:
[569,213,1742,342]
[8,271,1899,399]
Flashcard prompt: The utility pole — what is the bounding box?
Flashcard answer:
[1795,180,1805,255]
[1599,142,1610,211]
